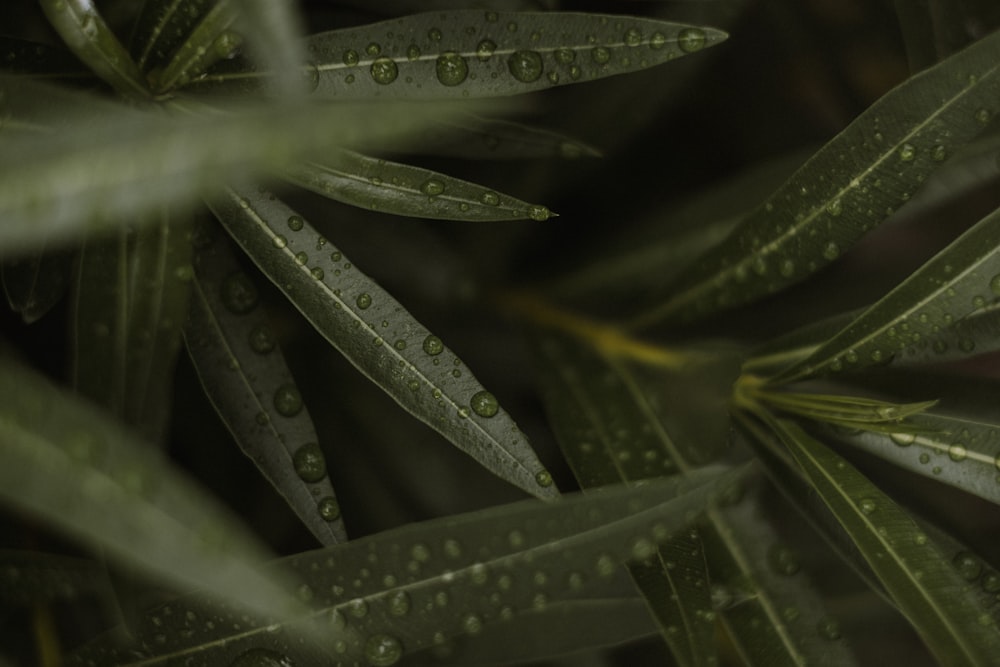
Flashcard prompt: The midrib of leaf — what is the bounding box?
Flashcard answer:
[770,415,1000,665]
[134,0,186,70]
[211,186,556,499]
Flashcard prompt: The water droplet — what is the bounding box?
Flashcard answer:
[436,52,468,86]
[370,58,398,84]
[343,50,359,66]
[348,598,369,618]
[508,530,525,548]
[975,108,991,125]
[508,50,544,82]
[411,543,431,562]
[422,335,444,355]
[890,432,915,447]
[630,537,656,561]
[294,251,308,265]
[470,390,499,417]
[469,562,488,584]
[479,190,500,206]
[982,572,1000,593]
[364,634,402,666]
[678,28,707,53]
[528,205,551,221]
[768,544,800,576]
[949,444,968,462]
[953,551,982,581]
[858,498,877,515]
[221,272,258,314]
[421,179,445,196]
[287,215,304,232]
[387,590,410,616]
[293,443,326,483]
[820,241,840,261]
[229,648,294,667]
[553,47,575,64]
[428,28,443,42]
[366,43,381,57]
[356,293,372,310]
[959,338,976,353]
[898,143,916,162]
[779,259,795,277]
[248,326,275,354]
[590,46,611,64]
[318,496,340,521]
[817,617,842,641]
[443,538,462,558]
[931,144,947,161]
[311,267,325,280]
[595,553,616,577]
[624,28,642,47]
[989,274,1000,297]
[273,384,304,417]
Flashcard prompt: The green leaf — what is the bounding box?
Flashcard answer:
[285,149,552,222]
[0,550,112,608]
[39,0,148,97]
[208,185,558,500]
[231,0,307,98]
[766,415,1000,666]
[156,0,241,93]
[0,76,467,253]
[73,467,740,666]
[193,11,727,99]
[742,309,860,377]
[130,0,219,73]
[0,354,304,621]
[769,203,1000,384]
[1,243,72,324]
[183,233,347,545]
[627,28,1000,328]
[405,114,602,160]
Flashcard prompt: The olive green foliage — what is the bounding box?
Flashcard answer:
[3,1,1000,666]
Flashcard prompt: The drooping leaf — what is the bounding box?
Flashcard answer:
[0,76,471,253]
[1,243,73,324]
[627,27,1000,328]
[39,0,148,97]
[284,149,552,221]
[184,232,347,545]
[193,11,727,99]
[0,353,305,621]
[71,466,740,666]
[208,185,558,500]
[769,203,1000,384]
[766,415,1000,665]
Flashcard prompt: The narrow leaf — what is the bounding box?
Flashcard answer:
[0,354,304,621]
[628,28,1000,328]
[194,11,726,99]
[208,186,558,500]
[183,233,347,545]
[1,244,72,324]
[130,0,219,72]
[285,149,552,221]
[770,203,1000,384]
[405,115,602,160]
[156,0,240,93]
[0,76,470,253]
[768,415,1000,666]
[73,467,740,666]
[39,0,148,97]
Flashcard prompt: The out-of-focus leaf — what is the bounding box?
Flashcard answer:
[39,0,148,97]
[0,36,92,81]
[2,243,73,324]
[404,115,602,160]
[628,28,1000,328]
[285,149,552,221]
[767,415,1000,665]
[184,232,347,545]
[209,186,558,500]
[0,354,305,621]
[71,467,741,666]
[0,550,112,607]
[194,11,726,99]
[770,204,1000,384]
[156,1,241,93]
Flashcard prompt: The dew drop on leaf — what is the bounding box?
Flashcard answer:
[470,390,499,417]
[650,32,667,50]
[364,634,402,666]
[436,52,469,86]
[273,384,304,417]
[420,179,445,196]
[624,28,642,47]
[480,191,500,206]
[817,618,842,640]
[953,551,983,581]
[387,590,410,616]
[857,498,877,515]
[370,58,398,84]
[422,335,444,356]
[349,598,369,618]
[272,235,287,249]
[508,50,544,82]
[949,444,968,462]
[343,50,359,66]
[889,432,915,447]
[767,544,801,576]
[221,272,259,314]
[630,537,656,561]
[248,326,276,354]
[287,216,304,232]
[975,108,991,125]
[318,496,340,521]
[293,443,326,483]
[535,470,554,487]
[476,39,496,62]
[462,613,484,635]
[554,47,575,64]
[822,242,840,260]
[590,47,611,64]
[366,43,381,57]
[528,205,551,221]
[356,293,372,310]
[678,28,707,53]
[898,143,916,162]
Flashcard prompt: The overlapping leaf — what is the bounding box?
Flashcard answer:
[193,11,726,99]
[285,149,551,221]
[208,185,558,499]
[71,467,739,666]
[0,354,303,621]
[767,415,1000,665]
[770,203,1000,384]
[184,233,347,544]
[628,27,1000,328]
[131,0,219,73]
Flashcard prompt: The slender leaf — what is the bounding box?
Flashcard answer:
[285,149,552,221]
[71,467,740,666]
[184,233,347,545]
[770,203,1000,384]
[193,11,727,99]
[208,185,558,500]
[1,243,72,324]
[767,415,1000,666]
[130,0,220,73]
[0,354,304,621]
[628,27,1000,328]
[39,0,148,97]
[405,114,602,160]
[156,0,240,93]
[0,76,471,253]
